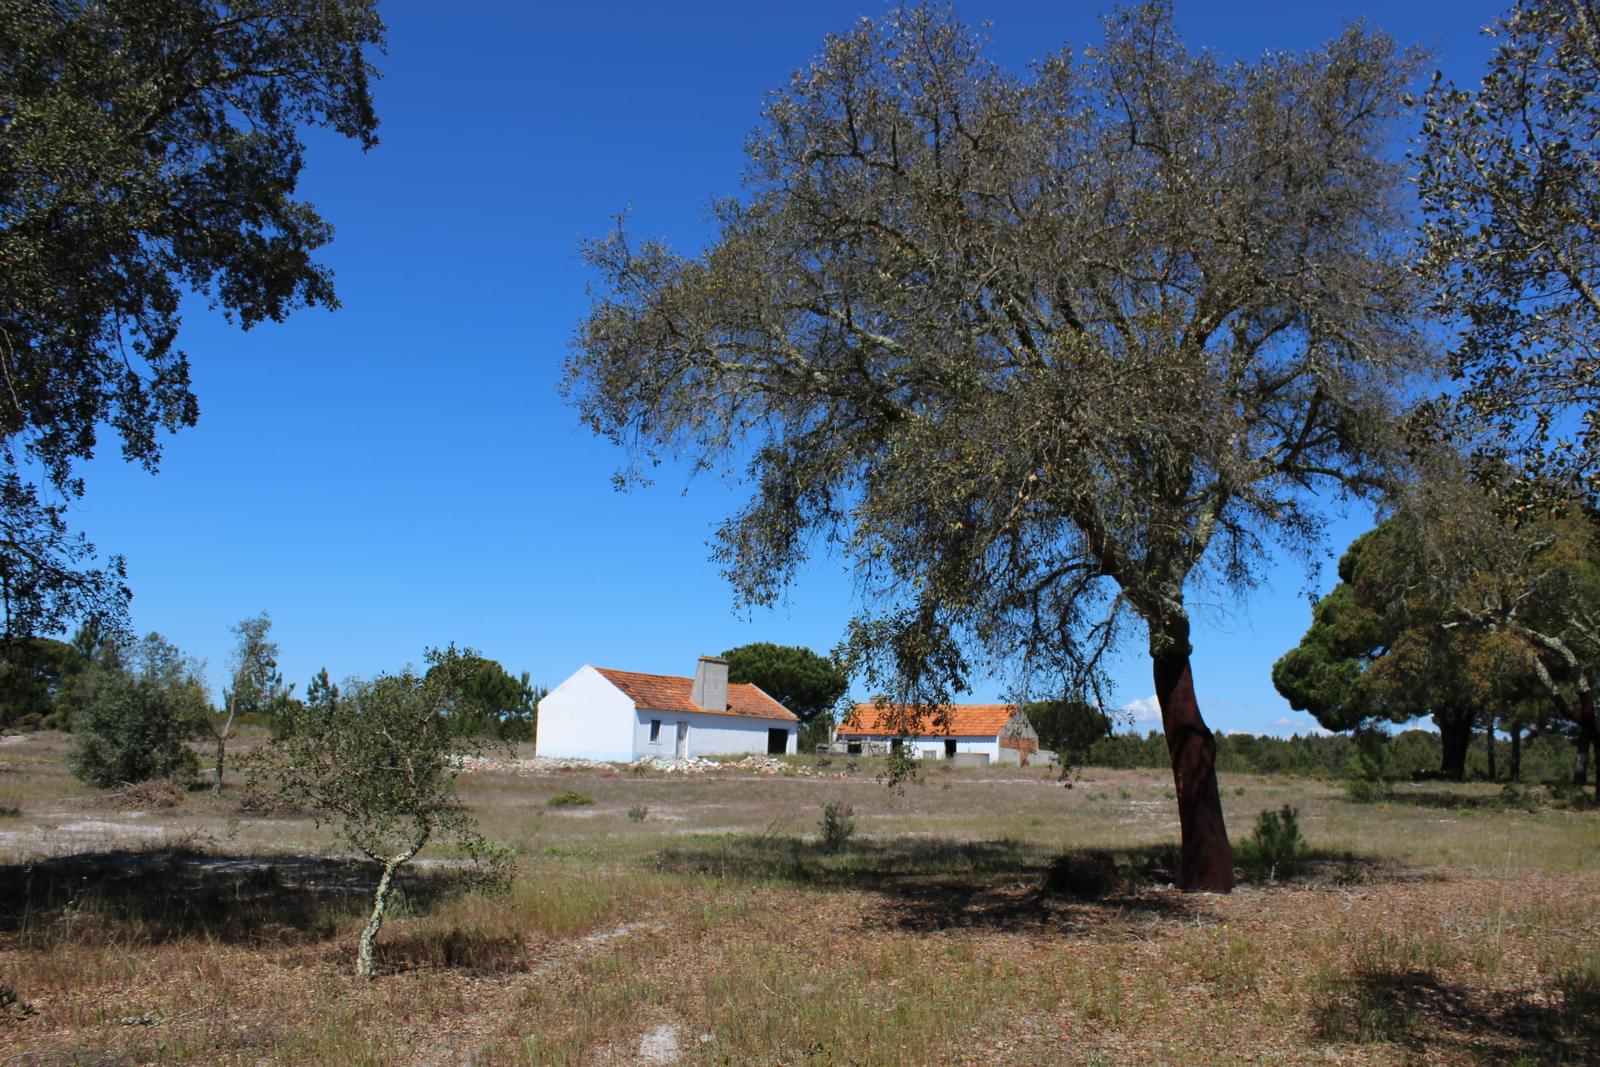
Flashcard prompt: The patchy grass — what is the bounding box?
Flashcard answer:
[0,730,1595,1065]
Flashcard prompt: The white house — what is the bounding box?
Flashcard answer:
[834,702,1040,764]
[536,656,799,761]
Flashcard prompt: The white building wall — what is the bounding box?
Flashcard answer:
[839,735,1000,759]
[632,709,795,759]
[535,666,637,761]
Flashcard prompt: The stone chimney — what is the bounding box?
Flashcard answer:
[691,655,729,711]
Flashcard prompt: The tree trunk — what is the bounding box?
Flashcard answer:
[1510,724,1521,783]
[1150,616,1234,893]
[1438,711,1472,781]
[353,838,422,979]
[211,706,236,795]
[1578,690,1600,803]
[212,734,227,794]
[1485,712,1496,781]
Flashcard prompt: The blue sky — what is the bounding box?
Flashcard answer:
[67,0,1507,736]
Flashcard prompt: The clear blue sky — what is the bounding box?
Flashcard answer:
[67,0,1506,736]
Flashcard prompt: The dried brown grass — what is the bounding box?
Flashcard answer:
[0,731,1595,1065]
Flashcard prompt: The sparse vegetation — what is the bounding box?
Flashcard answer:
[548,790,594,808]
[818,799,855,852]
[1238,805,1308,882]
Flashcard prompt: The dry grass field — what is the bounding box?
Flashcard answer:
[1,730,1596,1065]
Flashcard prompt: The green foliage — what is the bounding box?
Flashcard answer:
[1270,508,1551,779]
[1342,778,1388,804]
[548,791,594,807]
[424,644,541,741]
[880,746,919,792]
[1238,806,1307,882]
[261,669,489,863]
[818,800,856,852]
[253,663,512,977]
[567,1,1423,714]
[722,643,849,725]
[0,637,84,730]
[627,804,649,822]
[68,633,206,788]
[798,711,837,754]
[1025,699,1111,762]
[0,0,384,639]
[1418,0,1600,493]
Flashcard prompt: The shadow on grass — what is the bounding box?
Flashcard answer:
[1314,965,1600,1063]
[0,847,479,948]
[654,836,1203,932]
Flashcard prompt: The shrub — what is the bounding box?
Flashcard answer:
[548,790,594,807]
[819,799,856,851]
[627,804,648,822]
[71,672,200,788]
[1239,805,1307,881]
[1343,777,1388,804]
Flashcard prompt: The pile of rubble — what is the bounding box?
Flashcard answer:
[456,752,828,777]
[455,754,613,774]
[631,755,720,774]
[724,755,796,775]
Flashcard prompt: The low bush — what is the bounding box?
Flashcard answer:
[819,800,856,851]
[1239,805,1307,882]
[548,790,594,807]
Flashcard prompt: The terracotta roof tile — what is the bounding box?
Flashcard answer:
[593,667,799,722]
[836,702,1018,738]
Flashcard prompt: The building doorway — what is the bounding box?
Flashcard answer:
[944,739,957,758]
[767,728,787,755]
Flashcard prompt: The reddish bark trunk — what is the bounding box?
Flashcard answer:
[1151,621,1234,893]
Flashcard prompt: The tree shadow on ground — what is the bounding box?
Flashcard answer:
[1314,965,1600,1064]
[655,837,1204,933]
[0,848,479,948]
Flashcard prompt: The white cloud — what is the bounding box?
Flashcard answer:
[1118,694,1163,727]
[1271,716,1332,738]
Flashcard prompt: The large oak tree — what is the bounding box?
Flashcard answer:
[1418,0,1600,494]
[0,0,383,638]
[566,3,1429,891]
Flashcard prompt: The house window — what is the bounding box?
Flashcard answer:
[649,719,661,742]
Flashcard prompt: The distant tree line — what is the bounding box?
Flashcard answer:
[1081,729,1578,785]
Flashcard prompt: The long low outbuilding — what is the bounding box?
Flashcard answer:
[833,701,1040,764]
[536,656,799,762]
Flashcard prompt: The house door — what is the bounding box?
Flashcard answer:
[767,728,787,755]
[675,721,688,759]
[944,739,957,759]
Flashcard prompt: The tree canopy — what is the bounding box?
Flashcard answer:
[68,630,208,787]
[260,664,512,978]
[721,642,848,722]
[0,0,383,637]
[1272,517,1532,779]
[567,3,1427,890]
[423,644,540,741]
[1418,0,1600,495]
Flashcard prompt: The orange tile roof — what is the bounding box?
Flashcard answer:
[593,667,799,722]
[837,702,1019,738]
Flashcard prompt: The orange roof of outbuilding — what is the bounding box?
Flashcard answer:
[593,667,799,722]
[836,702,1019,738]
